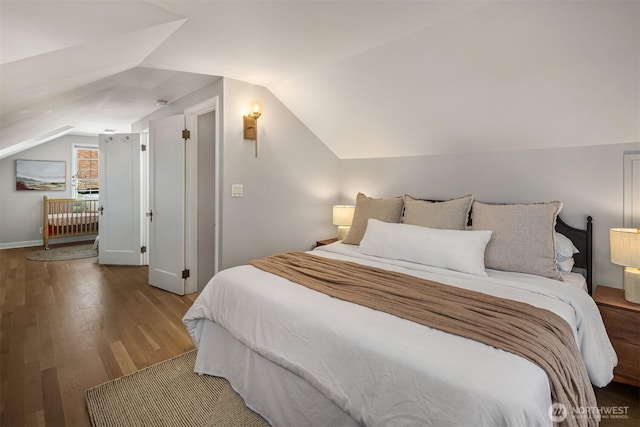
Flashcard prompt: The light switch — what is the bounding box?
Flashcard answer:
[232,184,244,197]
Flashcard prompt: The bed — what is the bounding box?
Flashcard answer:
[42,195,99,249]
[183,195,616,427]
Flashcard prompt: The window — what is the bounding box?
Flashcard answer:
[73,145,99,199]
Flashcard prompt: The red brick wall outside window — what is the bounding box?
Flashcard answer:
[74,148,99,198]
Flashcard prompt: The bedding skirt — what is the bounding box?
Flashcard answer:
[192,319,358,427]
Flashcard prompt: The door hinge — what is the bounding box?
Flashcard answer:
[140,246,147,254]
[182,269,190,279]
[141,144,146,152]
[182,129,190,140]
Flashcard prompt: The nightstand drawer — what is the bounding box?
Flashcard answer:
[593,285,640,387]
[599,306,640,345]
[610,340,640,385]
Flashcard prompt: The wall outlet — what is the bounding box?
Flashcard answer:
[39,227,43,234]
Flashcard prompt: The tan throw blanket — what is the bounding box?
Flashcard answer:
[249,252,598,427]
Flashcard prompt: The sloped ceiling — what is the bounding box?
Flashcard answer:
[1,0,638,160]
[273,0,640,158]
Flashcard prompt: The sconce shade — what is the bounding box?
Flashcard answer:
[333,205,355,226]
[243,104,262,157]
[243,116,258,140]
[610,228,640,267]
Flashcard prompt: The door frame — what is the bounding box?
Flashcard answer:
[184,96,220,294]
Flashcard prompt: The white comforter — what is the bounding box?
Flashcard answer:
[183,242,617,426]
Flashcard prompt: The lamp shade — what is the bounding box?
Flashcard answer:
[333,205,355,226]
[610,228,640,267]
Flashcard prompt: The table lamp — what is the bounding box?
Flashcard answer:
[333,205,355,240]
[610,228,640,303]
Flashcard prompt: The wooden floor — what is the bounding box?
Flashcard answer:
[597,381,640,427]
[1,244,639,426]
[0,244,197,426]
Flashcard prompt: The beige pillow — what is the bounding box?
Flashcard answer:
[343,193,404,245]
[402,194,472,230]
[471,200,563,280]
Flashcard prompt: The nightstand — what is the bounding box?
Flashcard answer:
[593,285,640,387]
[316,238,338,247]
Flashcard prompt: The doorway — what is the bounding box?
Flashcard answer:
[183,96,220,293]
[145,97,219,295]
[196,110,216,292]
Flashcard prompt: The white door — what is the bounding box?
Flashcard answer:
[148,114,186,295]
[98,133,143,265]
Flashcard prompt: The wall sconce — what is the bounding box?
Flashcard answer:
[333,205,355,240]
[243,104,262,157]
[610,228,640,303]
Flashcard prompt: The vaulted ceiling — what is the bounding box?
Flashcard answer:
[1,0,638,160]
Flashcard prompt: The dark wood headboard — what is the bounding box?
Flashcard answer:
[556,216,593,295]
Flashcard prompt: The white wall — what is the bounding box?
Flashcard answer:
[339,142,640,289]
[220,78,339,269]
[0,134,98,247]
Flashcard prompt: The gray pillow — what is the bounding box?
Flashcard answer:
[402,194,472,230]
[471,200,563,280]
[343,193,404,245]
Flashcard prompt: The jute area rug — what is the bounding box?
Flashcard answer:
[86,350,270,427]
[26,243,97,261]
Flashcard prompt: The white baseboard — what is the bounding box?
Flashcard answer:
[0,235,96,250]
[0,240,42,249]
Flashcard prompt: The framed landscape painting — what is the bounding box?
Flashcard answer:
[16,160,66,191]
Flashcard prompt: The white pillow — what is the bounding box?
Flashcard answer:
[554,232,579,273]
[555,232,579,259]
[359,218,492,276]
[556,257,575,273]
